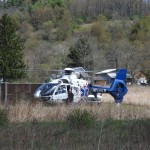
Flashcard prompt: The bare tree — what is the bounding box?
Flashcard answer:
[107,40,144,75]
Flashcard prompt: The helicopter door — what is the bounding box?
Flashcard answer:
[71,86,80,102]
[53,85,68,102]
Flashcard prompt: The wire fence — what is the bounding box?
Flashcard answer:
[0,82,42,105]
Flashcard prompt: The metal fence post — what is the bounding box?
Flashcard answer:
[5,82,7,105]
[0,83,1,103]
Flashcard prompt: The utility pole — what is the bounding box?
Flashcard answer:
[109,58,118,72]
[109,51,118,72]
[115,58,118,71]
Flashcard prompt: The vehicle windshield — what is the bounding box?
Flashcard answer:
[40,83,59,95]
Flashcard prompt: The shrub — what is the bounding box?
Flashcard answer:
[0,108,8,126]
[66,109,96,129]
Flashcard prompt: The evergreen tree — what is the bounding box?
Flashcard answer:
[65,36,93,70]
[0,13,26,81]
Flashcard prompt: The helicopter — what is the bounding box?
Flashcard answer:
[34,68,128,104]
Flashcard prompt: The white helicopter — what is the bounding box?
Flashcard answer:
[34,67,128,104]
[34,68,102,103]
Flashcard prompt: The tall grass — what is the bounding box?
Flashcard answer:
[104,85,150,106]
[6,101,150,122]
[0,119,150,150]
[1,85,150,122]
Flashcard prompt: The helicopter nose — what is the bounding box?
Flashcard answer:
[34,90,41,98]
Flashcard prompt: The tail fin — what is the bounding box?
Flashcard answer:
[115,69,127,81]
[110,68,128,103]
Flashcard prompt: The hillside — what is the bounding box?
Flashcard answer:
[0,0,150,82]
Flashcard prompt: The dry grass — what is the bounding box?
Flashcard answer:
[2,85,150,122]
[104,85,150,105]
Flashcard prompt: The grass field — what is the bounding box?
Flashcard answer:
[0,119,150,150]
[0,85,150,149]
[3,85,150,122]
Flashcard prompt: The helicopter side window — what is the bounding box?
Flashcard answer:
[55,85,67,95]
[55,92,59,95]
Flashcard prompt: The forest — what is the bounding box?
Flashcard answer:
[0,0,150,82]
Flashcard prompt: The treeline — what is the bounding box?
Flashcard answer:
[68,0,150,20]
[1,0,150,19]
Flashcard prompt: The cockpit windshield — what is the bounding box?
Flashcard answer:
[40,83,59,95]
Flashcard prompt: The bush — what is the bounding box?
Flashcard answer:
[0,108,8,126]
[66,109,96,129]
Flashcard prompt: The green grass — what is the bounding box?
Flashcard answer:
[0,119,150,150]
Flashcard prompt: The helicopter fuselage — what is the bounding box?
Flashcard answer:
[34,68,128,103]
